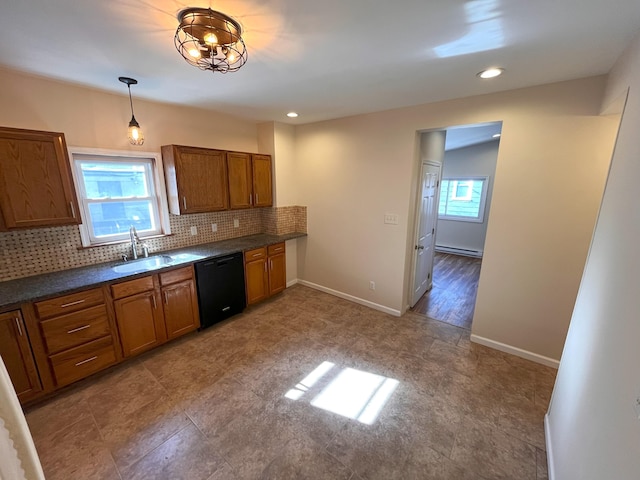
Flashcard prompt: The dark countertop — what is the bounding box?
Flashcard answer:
[0,232,306,310]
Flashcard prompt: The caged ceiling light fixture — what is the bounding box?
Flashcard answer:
[118,77,144,145]
[174,7,247,74]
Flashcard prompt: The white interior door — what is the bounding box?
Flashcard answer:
[411,162,441,306]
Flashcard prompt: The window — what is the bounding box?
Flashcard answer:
[70,149,170,246]
[438,176,489,222]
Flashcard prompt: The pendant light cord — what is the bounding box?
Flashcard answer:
[127,85,135,117]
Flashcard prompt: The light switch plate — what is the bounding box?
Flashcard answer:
[384,213,399,225]
[190,226,197,235]
[211,223,217,232]
[233,219,239,228]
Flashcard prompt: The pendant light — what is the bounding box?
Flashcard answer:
[118,76,144,145]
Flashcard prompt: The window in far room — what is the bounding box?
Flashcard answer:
[438,176,489,222]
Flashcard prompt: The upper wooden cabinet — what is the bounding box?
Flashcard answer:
[228,152,273,209]
[252,154,273,207]
[0,126,80,229]
[162,145,229,214]
[227,151,253,209]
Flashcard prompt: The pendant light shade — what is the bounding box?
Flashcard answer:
[174,7,247,74]
[118,76,144,145]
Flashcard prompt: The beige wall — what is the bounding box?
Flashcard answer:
[295,76,619,361]
[547,30,640,479]
[0,68,258,153]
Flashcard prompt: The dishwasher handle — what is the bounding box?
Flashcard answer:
[201,255,238,267]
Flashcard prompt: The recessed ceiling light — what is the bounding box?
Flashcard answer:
[477,68,504,79]
[492,133,501,138]
[287,112,299,118]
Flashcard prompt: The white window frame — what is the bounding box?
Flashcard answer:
[438,176,489,223]
[68,147,171,247]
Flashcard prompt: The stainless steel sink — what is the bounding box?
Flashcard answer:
[112,255,174,274]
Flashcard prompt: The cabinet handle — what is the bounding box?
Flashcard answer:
[264,261,267,272]
[252,253,262,257]
[75,356,97,367]
[14,318,23,337]
[182,197,187,210]
[255,193,259,204]
[269,259,273,270]
[152,295,157,309]
[274,247,283,252]
[67,324,91,334]
[222,306,231,312]
[164,291,169,305]
[70,202,77,219]
[61,299,85,308]
[249,193,252,205]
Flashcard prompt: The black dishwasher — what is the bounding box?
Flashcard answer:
[194,252,246,329]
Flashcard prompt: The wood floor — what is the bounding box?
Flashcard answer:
[412,252,482,329]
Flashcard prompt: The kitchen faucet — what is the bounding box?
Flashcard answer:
[129,226,141,260]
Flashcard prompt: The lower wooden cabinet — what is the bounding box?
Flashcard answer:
[245,243,286,305]
[114,290,166,358]
[0,310,42,403]
[112,266,199,358]
[33,287,119,389]
[267,243,286,295]
[162,280,199,339]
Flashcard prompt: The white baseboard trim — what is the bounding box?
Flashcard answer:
[470,334,560,368]
[435,245,483,258]
[286,278,299,288]
[297,280,402,317]
[544,413,555,480]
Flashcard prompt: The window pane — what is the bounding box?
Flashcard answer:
[438,180,449,216]
[80,162,149,199]
[88,200,155,237]
[444,180,484,218]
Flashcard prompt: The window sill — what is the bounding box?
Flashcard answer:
[76,233,174,250]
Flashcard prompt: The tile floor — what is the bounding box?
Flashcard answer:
[25,285,555,480]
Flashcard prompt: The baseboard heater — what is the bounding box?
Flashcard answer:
[435,245,483,258]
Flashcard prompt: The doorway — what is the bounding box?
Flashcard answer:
[410,122,502,329]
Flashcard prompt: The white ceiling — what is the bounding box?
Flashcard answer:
[1,0,639,124]
[445,122,502,151]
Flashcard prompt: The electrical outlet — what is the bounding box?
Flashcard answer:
[369,281,376,290]
[211,223,217,233]
[634,394,640,420]
[190,226,197,236]
[233,219,239,228]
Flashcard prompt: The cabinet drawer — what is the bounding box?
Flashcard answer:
[159,266,192,286]
[267,243,285,256]
[50,336,116,387]
[245,247,266,262]
[111,275,155,299]
[34,288,104,319]
[40,304,110,354]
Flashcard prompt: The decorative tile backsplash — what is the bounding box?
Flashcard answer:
[0,206,306,281]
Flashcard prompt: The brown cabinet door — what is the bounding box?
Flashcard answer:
[252,154,273,207]
[163,145,229,214]
[0,311,42,402]
[268,252,287,295]
[227,152,252,209]
[0,127,80,229]
[114,291,167,357]
[162,279,200,340]
[245,259,269,305]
